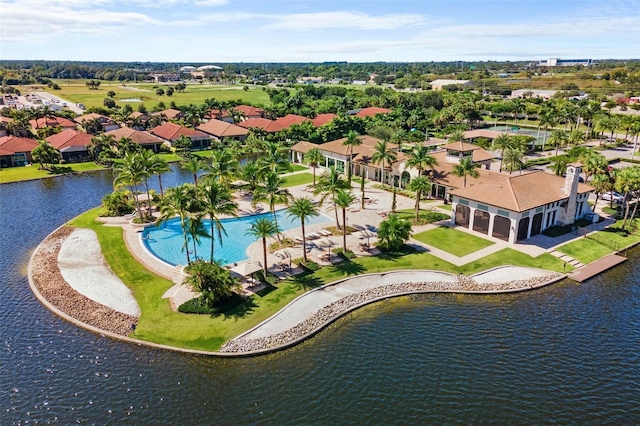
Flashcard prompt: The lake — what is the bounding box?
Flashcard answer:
[1,166,639,424]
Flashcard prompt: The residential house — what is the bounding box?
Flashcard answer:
[449,164,595,243]
[311,113,337,128]
[354,107,392,118]
[211,105,265,123]
[150,122,212,149]
[153,108,183,120]
[46,129,92,162]
[29,116,77,131]
[127,112,150,130]
[0,116,12,137]
[236,114,311,133]
[0,136,38,167]
[75,113,120,133]
[196,119,248,143]
[105,128,168,153]
[511,89,557,99]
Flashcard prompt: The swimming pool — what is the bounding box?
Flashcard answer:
[142,209,331,266]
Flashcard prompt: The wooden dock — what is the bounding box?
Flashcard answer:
[567,254,627,282]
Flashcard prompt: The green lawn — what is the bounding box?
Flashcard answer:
[290,164,308,172]
[458,248,570,274]
[556,238,614,264]
[437,204,452,211]
[394,208,450,224]
[0,162,106,184]
[282,173,314,188]
[413,227,495,257]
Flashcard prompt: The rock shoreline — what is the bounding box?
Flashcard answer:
[30,226,137,336]
[219,273,561,353]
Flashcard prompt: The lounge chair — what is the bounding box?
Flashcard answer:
[293,236,304,244]
[307,233,320,239]
[319,230,332,236]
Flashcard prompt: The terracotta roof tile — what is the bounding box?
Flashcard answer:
[355,107,391,118]
[29,116,77,129]
[105,128,166,145]
[0,135,38,153]
[267,114,311,132]
[197,119,248,138]
[236,117,275,130]
[46,129,92,149]
[150,122,210,141]
[311,113,337,127]
[449,171,594,212]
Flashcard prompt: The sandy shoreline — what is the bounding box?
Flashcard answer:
[29,226,137,336]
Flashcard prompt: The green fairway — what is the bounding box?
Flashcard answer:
[413,226,494,257]
[30,81,272,110]
[282,173,314,188]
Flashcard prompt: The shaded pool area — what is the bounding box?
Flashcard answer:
[142,209,330,266]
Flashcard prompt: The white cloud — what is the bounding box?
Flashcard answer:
[265,11,427,30]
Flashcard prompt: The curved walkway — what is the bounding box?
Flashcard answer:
[220,267,564,355]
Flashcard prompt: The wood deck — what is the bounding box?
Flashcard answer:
[567,254,627,282]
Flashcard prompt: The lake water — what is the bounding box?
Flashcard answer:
[1,166,639,424]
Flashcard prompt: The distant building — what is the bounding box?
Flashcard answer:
[537,58,592,67]
[429,79,471,90]
[511,89,557,99]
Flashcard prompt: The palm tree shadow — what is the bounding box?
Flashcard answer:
[220,298,258,319]
[330,260,366,276]
[290,274,323,291]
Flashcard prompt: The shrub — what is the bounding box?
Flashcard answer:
[333,247,356,260]
[178,293,245,314]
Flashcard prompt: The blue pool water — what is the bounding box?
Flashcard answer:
[142,209,331,266]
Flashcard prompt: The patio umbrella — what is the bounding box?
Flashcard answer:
[230,261,262,276]
[230,179,249,187]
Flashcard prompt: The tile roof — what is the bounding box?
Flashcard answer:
[150,122,210,141]
[355,107,391,118]
[441,141,480,152]
[197,119,249,138]
[0,135,38,153]
[431,148,495,164]
[153,108,183,119]
[290,141,319,154]
[105,128,166,145]
[46,129,92,150]
[311,113,337,127]
[236,117,275,130]
[29,116,77,129]
[0,146,14,156]
[450,171,594,212]
[267,114,311,132]
[235,105,264,117]
[315,135,389,156]
[75,113,112,124]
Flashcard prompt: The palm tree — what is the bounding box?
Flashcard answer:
[502,147,525,174]
[452,157,479,188]
[377,214,412,251]
[186,215,210,261]
[183,261,240,307]
[148,154,170,198]
[31,140,60,170]
[334,189,356,252]
[304,147,324,186]
[206,148,238,186]
[257,140,291,176]
[114,153,146,219]
[158,184,201,265]
[286,197,320,263]
[253,171,291,239]
[615,167,640,230]
[448,129,465,143]
[630,120,640,160]
[579,151,608,182]
[590,173,613,212]
[408,176,431,220]
[568,129,587,148]
[181,154,208,188]
[199,182,238,262]
[246,217,279,276]
[314,166,349,228]
[549,129,569,156]
[538,110,556,151]
[371,140,397,185]
[342,130,362,184]
[241,161,261,191]
[406,142,438,177]
[492,133,512,172]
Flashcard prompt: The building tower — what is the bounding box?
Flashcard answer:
[558,162,582,225]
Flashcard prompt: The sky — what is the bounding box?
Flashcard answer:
[1,0,639,63]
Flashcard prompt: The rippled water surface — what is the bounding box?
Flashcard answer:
[1,168,639,425]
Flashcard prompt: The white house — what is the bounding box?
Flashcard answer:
[449,163,595,243]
